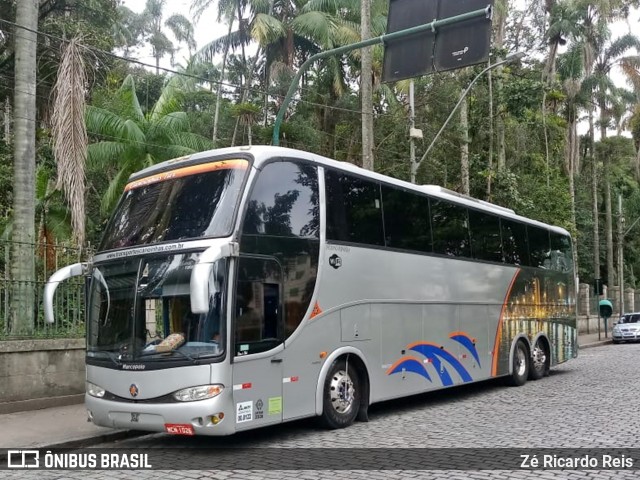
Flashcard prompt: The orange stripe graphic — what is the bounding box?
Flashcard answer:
[491,269,521,376]
[125,159,248,192]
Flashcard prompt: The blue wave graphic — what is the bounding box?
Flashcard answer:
[387,357,432,381]
[409,343,473,383]
[426,355,454,386]
[450,334,481,367]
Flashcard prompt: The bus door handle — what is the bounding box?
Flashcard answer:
[271,357,283,363]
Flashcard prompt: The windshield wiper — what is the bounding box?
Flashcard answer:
[165,349,197,363]
[89,350,121,366]
[138,347,197,363]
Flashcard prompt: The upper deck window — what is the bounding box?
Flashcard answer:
[100,159,248,251]
[326,170,384,246]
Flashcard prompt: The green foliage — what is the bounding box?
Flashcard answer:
[86,74,213,214]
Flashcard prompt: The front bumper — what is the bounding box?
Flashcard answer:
[612,331,640,342]
[86,391,236,436]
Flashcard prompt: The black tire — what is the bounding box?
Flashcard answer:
[320,359,361,429]
[612,339,620,344]
[505,340,529,387]
[529,337,550,380]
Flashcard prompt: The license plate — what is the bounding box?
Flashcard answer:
[164,423,195,435]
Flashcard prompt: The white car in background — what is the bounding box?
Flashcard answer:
[612,313,640,344]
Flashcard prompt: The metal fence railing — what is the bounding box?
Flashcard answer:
[1,240,91,340]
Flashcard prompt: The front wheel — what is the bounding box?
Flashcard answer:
[529,338,550,380]
[505,340,529,387]
[320,359,360,429]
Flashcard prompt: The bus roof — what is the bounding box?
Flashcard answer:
[129,145,571,238]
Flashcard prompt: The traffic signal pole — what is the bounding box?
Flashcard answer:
[271,5,492,146]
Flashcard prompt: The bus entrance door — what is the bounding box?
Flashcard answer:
[231,256,284,430]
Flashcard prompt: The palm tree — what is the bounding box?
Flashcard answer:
[113,5,146,57]
[34,166,72,272]
[86,75,212,213]
[584,32,640,288]
[2,165,72,281]
[10,0,38,336]
[573,0,635,291]
[557,44,590,271]
[140,0,196,73]
[51,37,87,248]
[192,0,238,145]
[231,102,261,145]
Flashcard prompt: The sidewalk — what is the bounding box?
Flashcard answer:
[578,331,614,349]
[0,401,142,449]
[0,331,613,449]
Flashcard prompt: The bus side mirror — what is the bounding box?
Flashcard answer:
[190,242,237,314]
[44,262,87,324]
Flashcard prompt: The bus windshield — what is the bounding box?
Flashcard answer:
[87,253,227,366]
[100,159,248,251]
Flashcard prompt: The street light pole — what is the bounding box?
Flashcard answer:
[413,51,525,180]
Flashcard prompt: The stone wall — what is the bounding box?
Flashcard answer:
[0,339,85,413]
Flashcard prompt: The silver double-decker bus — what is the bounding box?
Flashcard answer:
[44,146,577,436]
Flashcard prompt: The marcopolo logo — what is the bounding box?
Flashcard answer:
[7,450,40,469]
[129,384,139,397]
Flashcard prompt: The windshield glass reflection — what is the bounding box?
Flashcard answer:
[87,253,226,365]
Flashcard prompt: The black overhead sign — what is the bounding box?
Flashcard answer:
[382,0,494,83]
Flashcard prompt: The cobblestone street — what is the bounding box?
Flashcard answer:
[4,343,640,479]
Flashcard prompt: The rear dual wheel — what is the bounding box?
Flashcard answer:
[529,338,550,380]
[506,340,529,387]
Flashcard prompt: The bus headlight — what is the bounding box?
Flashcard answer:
[86,381,105,398]
[173,385,224,402]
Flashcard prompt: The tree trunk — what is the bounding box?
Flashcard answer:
[263,0,276,127]
[460,92,470,195]
[487,67,493,198]
[233,51,262,146]
[212,4,236,146]
[600,104,615,288]
[10,0,39,336]
[231,117,240,147]
[494,0,507,172]
[590,107,600,287]
[496,87,506,171]
[605,172,614,287]
[565,113,579,272]
[360,0,374,171]
[3,99,10,143]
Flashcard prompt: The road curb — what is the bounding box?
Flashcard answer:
[579,339,612,349]
[39,430,149,449]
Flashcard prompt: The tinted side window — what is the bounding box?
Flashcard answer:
[381,186,432,252]
[501,220,529,266]
[234,257,283,356]
[468,209,503,262]
[431,200,470,257]
[550,232,573,273]
[326,170,384,246]
[240,160,320,340]
[528,227,550,268]
[243,161,319,238]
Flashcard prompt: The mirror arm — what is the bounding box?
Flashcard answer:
[44,262,89,324]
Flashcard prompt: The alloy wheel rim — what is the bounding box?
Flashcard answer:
[516,347,527,376]
[329,370,355,414]
[532,342,546,372]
